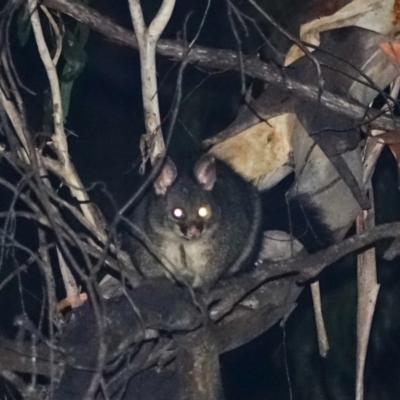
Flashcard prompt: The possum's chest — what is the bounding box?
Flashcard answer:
[159,238,212,287]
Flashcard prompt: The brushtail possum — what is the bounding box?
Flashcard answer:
[123,154,262,289]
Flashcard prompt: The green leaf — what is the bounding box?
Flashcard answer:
[16,4,32,47]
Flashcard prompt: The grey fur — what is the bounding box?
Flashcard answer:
[123,155,262,289]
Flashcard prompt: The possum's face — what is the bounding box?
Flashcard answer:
[149,160,221,241]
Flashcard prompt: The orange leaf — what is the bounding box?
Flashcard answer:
[56,292,88,311]
[380,42,400,66]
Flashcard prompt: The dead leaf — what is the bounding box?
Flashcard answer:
[56,292,88,311]
[209,115,294,188]
[380,41,400,66]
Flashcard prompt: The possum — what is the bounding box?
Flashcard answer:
[122,154,262,289]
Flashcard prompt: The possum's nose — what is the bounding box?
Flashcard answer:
[181,223,203,239]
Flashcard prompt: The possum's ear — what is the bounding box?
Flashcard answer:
[154,157,177,195]
[194,154,216,191]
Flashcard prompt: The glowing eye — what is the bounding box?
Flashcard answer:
[198,206,209,218]
[172,207,185,219]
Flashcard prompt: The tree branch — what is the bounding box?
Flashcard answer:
[208,222,400,324]
[28,0,103,231]
[128,0,175,164]
[41,0,400,133]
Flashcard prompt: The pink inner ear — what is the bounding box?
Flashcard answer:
[194,155,216,190]
[154,157,177,195]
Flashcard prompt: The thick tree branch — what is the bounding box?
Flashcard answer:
[208,222,400,323]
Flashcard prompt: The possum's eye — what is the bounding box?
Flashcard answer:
[197,206,211,219]
[172,207,186,220]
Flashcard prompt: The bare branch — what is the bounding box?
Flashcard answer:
[41,0,400,135]
[209,222,400,322]
[28,0,65,155]
[310,281,329,357]
[128,0,176,165]
[28,0,103,231]
[0,87,30,161]
[148,0,175,41]
[40,5,62,65]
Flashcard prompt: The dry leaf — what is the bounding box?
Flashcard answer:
[210,115,294,188]
[380,41,400,66]
[286,0,400,65]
